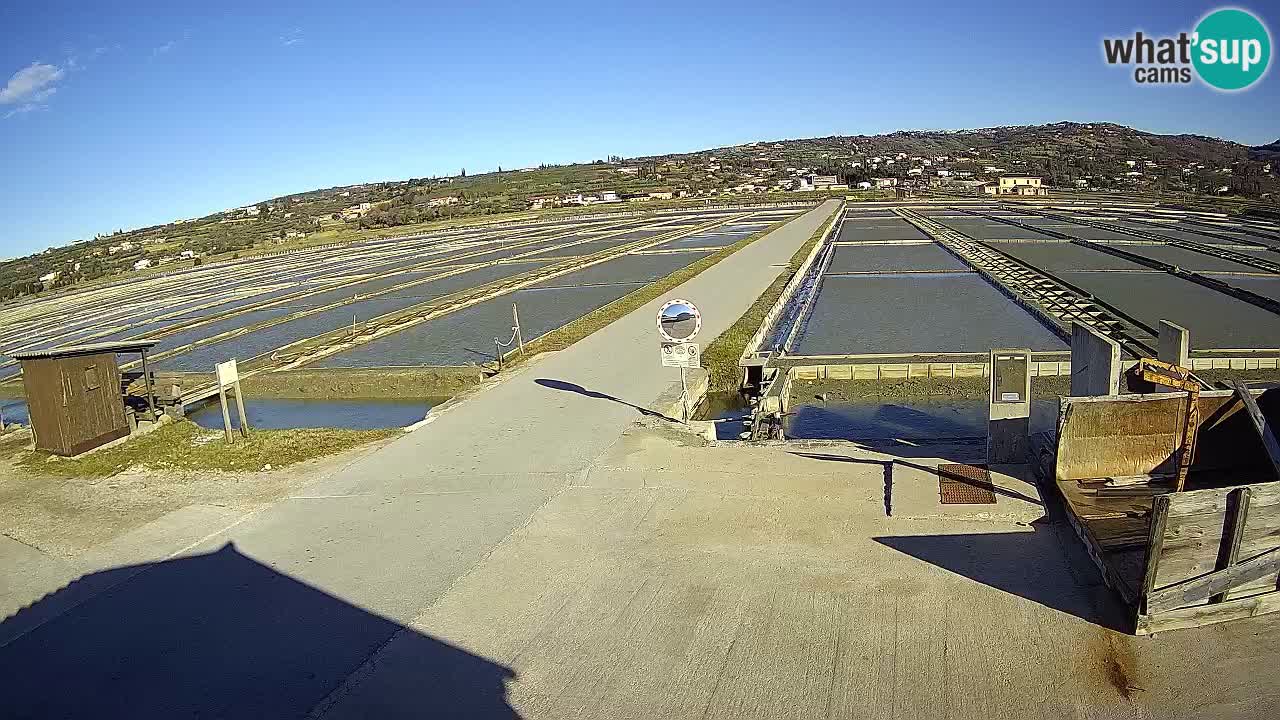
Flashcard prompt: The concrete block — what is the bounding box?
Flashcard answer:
[1158,320,1190,368]
[880,364,908,380]
[1069,323,1120,397]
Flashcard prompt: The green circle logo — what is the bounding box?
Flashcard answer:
[1193,8,1271,90]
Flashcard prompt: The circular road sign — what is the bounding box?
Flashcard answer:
[657,298,701,343]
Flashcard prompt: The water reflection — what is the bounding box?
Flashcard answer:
[189,397,440,431]
[787,398,1058,441]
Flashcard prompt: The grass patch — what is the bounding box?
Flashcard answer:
[15,420,397,478]
[506,213,801,363]
[700,210,838,392]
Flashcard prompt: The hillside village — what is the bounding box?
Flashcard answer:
[3,122,1277,303]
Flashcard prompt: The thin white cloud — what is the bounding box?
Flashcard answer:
[0,62,65,105]
[280,28,304,47]
[153,40,176,56]
[3,103,42,119]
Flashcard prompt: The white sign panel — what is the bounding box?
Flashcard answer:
[215,359,239,388]
[661,342,700,369]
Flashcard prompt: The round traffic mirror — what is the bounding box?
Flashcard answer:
[657,299,701,342]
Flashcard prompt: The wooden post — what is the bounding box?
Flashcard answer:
[233,380,249,438]
[1140,494,1171,615]
[140,349,157,420]
[1211,487,1252,604]
[218,384,234,444]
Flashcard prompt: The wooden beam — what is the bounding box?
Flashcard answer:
[140,349,156,420]
[1211,487,1252,604]
[1226,381,1280,479]
[1147,545,1280,614]
[1141,494,1171,612]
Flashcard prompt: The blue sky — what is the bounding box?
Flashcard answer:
[2,1,1277,256]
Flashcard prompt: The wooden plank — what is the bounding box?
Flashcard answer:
[1141,494,1171,609]
[1138,587,1280,635]
[1053,392,1237,482]
[1147,545,1280,614]
[1155,481,1280,594]
[1226,381,1280,479]
[1088,516,1153,551]
[1211,487,1251,604]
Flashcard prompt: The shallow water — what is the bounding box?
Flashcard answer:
[786,398,1059,441]
[695,391,753,440]
[189,397,438,431]
[0,399,28,427]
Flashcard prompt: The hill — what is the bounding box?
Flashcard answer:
[3,121,1277,303]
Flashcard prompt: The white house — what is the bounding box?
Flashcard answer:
[856,181,872,190]
[133,258,152,270]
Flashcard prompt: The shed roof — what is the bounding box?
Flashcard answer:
[11,340,159,361]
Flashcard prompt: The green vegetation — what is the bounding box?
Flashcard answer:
[700,211,837,392]
[14,420,397,478]
[509,216,797,362]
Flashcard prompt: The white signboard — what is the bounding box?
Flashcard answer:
[215,359,239,388]
[661,342,700,369]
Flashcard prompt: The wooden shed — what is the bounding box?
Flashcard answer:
[12,341,158,457]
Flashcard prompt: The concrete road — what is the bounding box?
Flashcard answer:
[0,200,841,719]
[319,431,1280,720]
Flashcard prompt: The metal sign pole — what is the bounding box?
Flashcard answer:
[233,380,250,438]
[679,366,689,423]
[218,385,234,444]
[513,303,525,355]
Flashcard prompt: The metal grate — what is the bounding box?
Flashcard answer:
[938,463,997,504]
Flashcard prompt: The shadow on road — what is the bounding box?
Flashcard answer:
[0,543,519,719]
[788,451,1043,507]
[786,450,1119,627]
[873,519,1131,633]
[535,378,676,421]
